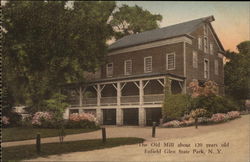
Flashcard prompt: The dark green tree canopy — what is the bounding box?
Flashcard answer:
[3,1,116,109]
[110,4,163,39]
[224,41,250,100]
[3,1,162,112]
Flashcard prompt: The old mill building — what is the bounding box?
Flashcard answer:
[63,16,225,126]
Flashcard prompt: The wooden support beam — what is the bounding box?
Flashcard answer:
[134,81,140,89]
[121,82,127,90]
[112,83,117,90]
[157,79,165,87]
[143,80,150,89]
[178,81,183,89]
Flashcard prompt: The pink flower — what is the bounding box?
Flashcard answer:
[227,111,240,119]
[3,116,10,125]
[32,112,53,126]
[69,112,97,124]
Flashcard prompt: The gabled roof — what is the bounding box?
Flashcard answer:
[109,15,225,52]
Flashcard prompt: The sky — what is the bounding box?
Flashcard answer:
[117,1,250,52]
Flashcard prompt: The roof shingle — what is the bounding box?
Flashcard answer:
[109,16,215,51]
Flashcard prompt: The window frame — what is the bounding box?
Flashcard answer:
[198,37,202,50]
[210,43,213,55]
[106,62,113,77]
[204,58,209,79]
[124,59,132,75]
[166,52,176,70]
[214,59,219,75]
[193,51,198,68]
[144,56,152,73]
[204,36,208,53]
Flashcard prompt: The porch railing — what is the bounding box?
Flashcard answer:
[73,94,164,107]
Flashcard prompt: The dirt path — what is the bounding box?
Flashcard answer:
[3,115,250,148]
[11,115,250,162]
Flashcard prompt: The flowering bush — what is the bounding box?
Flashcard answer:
[32,112,53,126]
[189,108,209,118]
[210,113,228,123]
[227,111,240,119]
[66,113,99,129]
[162,111,241,128]
[69,113,97,123]
[188,80,218,98]
[2,116,10,125]
[162,120,181,128]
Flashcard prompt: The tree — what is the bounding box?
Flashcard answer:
[224,41,250,100]
[3,1,116,111]
[110,4,162,39]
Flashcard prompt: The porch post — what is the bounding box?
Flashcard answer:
[79,86,83,107]
[97,84,101,106]
[139,80,145,126]
[96,84,103,124]
[116,82,123,125]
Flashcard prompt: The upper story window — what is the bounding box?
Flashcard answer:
[204,59,209,79]
[204,36,208,53]
[193,51,198,68]
[124,60,132,75]
[214,60,218,75]
[144,56,152,73]
[198,37,202,50]
[166,53,175,70]
[210,43,214,55]
[204,24,208,36]
[106,63,113,77]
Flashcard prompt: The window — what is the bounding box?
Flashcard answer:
[204,36,208,53]
[198,37,202,50]
[204,24,208,36]
[214,60,218,75]
[193,51,198,68]
[106,63,113,77]
[210,43,213,55]
[166,53,175,70]
[124,60,132,75]
[204,59,209,79]
[144,56,152,73]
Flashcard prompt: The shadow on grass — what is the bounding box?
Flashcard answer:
[3,137,145,161]
[3,127,100,142]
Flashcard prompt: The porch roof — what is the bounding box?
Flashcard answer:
[63,72,185,87]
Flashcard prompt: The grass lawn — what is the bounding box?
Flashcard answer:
[3,137,144,161]
[3,127,99,142]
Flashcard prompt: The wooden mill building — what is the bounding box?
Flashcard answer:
[63,16,225,126]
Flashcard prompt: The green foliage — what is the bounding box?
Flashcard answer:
[44,93,69,121]
[110,4,162,39]
[191,95,240,114]
[3,1,116,111]
[162,94,191,121]
[65,120,99,129]
[224,41,250,100]
[2,87,22,127]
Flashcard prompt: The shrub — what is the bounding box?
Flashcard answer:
[162,120,181,128]
[227,111,240,119]
[210,113,228,123]
[162,94,191,121]
[2,116,10,127]
[189,108,211,118]
[192,95,239,114]
[32,112,53,127]
[66,113,99,129]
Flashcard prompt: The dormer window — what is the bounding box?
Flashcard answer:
[106,63,113,77]
[198,37,202,50]
[204,24,208,36]
[124,60,132,75]
[204,36,208,53]
[144,56,152,73]
[210,43,213,55]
